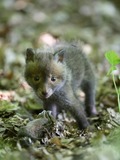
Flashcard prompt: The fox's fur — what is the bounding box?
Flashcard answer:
[24,42,97,129]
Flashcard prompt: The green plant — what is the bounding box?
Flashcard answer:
[105,51,120,112]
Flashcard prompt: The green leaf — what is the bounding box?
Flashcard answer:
[105,51,120,65]
[118,87,120,95]
[107,66,117,75]
[0,101,19,112]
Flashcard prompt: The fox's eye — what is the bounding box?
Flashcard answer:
[34,76,40,81]
[51,76,56,82]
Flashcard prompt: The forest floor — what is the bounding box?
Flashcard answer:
[0,0,120,160]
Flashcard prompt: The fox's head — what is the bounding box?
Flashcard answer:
[24,48,66,99]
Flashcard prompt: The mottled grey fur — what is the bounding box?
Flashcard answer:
[25,43,97,129]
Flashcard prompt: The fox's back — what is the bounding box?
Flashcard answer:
[53,43,94,83]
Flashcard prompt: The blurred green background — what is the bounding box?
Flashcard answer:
[0,0,120,76]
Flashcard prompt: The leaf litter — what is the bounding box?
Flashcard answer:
[0,0,120,159]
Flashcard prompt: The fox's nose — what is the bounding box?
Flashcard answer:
[41,91,47,96]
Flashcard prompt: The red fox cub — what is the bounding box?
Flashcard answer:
[24,43,97,129]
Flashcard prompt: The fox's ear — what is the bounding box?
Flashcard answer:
[54,49,64,63]
[26,48,35,63]
[58,52,64,63]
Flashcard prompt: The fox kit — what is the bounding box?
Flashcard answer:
[24,43,97,129]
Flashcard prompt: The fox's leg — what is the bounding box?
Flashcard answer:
[81,80,97,116]
[43,102,60,118]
